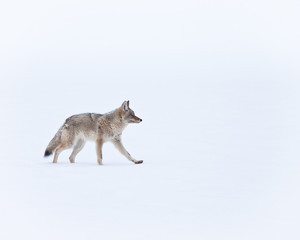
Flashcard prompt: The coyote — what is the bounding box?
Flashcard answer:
[44,101,143,165]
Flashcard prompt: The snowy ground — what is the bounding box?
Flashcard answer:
[1,1,300,240]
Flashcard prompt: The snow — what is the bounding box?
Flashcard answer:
[1,1,300,239]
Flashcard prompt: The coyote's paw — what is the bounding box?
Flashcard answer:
[97,159,103,165]
[134,160,143,164]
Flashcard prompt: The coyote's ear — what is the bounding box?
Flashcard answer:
[122,101,129,111]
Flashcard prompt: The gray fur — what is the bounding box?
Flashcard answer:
[44,124,64,156]
[44,101,143,165]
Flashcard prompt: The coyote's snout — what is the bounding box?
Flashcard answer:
[44,101,143,165]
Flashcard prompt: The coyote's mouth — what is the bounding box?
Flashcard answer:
[129,118,142,123]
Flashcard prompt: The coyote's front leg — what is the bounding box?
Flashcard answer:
[112,138,143,164]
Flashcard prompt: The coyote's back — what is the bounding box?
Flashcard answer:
[44,101,143,165]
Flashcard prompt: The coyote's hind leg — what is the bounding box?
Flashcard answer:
[69,139,85,163]
[53,143,70,163]
[96,138,104,165]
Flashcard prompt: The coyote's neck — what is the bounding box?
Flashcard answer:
[102,109,127,135]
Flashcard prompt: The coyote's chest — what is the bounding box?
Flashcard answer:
[98,118,126,141]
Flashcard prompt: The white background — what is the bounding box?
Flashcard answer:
[0,0,299,239]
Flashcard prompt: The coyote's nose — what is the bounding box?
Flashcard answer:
[140,119,142,122]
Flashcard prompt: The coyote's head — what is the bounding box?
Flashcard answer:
[119,101,142,124]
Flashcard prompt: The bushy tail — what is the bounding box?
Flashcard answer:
[44,127,63,157]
